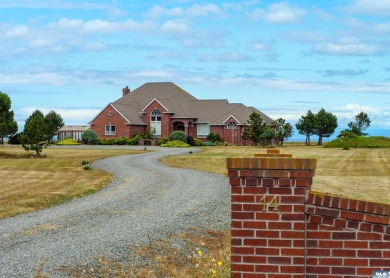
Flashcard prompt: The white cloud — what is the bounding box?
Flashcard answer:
[313,41,381,56]
[5,25,30,38]
[249,2,306,24]
[145,4,223,18]
[346,0,390,16]
[198,52,253,62]
[187,4,222,17]
[161,20,190,33]
[250,41,269,51]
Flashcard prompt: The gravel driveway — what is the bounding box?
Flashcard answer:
[0,146,230,277]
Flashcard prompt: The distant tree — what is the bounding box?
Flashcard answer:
[347,111,371,136]
[20,110,48,156]
[313,108,338,145]
[272,118,293,146]
[259,126,275,147]
[0,91,18,144]
[242,112,272,146]
[295,110,316,145]
[82,130,98,144]
[44,110,64,143]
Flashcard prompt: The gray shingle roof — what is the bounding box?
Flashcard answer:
[106,82,273,125]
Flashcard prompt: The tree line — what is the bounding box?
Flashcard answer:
[242,108,370,146]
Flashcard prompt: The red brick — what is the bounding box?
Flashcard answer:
[281,248,305,256]
[319,258,342,265]
[232,212,255,220]
[231,238,242,246]
[243,187,267,194]
[232,220,242,228]
[245,178,258,186]
[293,240,305,247]
[332,249,356,257]
[231,263,255,272]
[307,231,331,239]
[331,267,356,274]
[281,266,305,273]
[232,229,254,237]
[269,188,292,195]
[263,170,290,178]
[307,240,318,248]
[244,238,267,247]
[232,195,255,203]
[307,248,331,256]
[231,246,255,255]
[365,214,389,225]
[366,202,376,213]
[359,222,372,231]
[334,218,347,228]
[256,247,279,255]
[255,264,280,273]
[262,178,275,187]
[278,178,291,187]
[281,231,304,239]
[229,177,241,186]
[340,198,349,210]
[344,241,368,249]
[357,231,382,240]
[332,231,356,240]
[268,221,292,229]
[256,230,280,238]
[357,250,382,257]
[231,255,242,263]
[243,204,263,211]
[232,187,242,194]
[295,179,310,187]
[232,203,242,211]
[281,213,305,221]
[331,196,340,208]
[268,256,291,264]
[305,266,330,274]
[370,241,390,249]
[279,204,293,212]
[370,259,390,267]
[340,210,364,221]
[344,258,369,266]
[281,196,305,203]
[243,256,266,264]
[349,199,358,210]
[318,240,343,248]
[322,217,334,225]
[373,224,385,233]
[268,239,292,247]
[357,200,367,212]
[347,220,359,229]
[290,170,314,178]
[256,212,279,220]
[243,221,266,229]
[357,267,380,275]
[315,208,340,218]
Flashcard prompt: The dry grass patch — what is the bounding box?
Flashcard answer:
[162,145,390,203]
[0,145,146,219]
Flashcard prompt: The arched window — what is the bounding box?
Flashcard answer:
[150,109,162,137]
[227,121,236,129]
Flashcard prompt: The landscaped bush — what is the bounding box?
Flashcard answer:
[82,130,98,145]
[206,132,222,143]
[116,136,128,145]
[160,140,190,147]
[193,138,203,146]
[126,134,142,145]
[57,138,80,145]
[81,159,89,166]
[187,136,195,146]
[82,164,92,170]
[169,131,187,143]
[202,141,217,146]
[156,137,170,146]
[98,138,116,145]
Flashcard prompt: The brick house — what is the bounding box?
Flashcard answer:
[89,82,273,145]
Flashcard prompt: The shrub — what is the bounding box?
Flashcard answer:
[202,141,217,146]
[338,130,359,139]
[160,140,190,147]
[57,138,80,145]
[82,130,98,145]
[169,131,187,143]
[81,159,89,166]
[98,138,116,145]
[116,136,128,145]
[187,136,195,146]
[207,132,222,143]
[82,164,91,170]
[193,138,203,146]
[156,137,170,146]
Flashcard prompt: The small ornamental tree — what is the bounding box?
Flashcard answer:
[20,110,48,156]
[82,130,98,144]
[0,91,18,144]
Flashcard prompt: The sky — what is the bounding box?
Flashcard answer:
[1,0,389,141]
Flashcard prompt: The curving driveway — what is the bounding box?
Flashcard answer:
[0,146,230,277]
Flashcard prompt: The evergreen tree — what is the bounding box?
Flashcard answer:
[295,110,316,145]
[0,91,18,144]
[313,108,338,145]
[272,118,293,146]
[21,110,49,156]
[242,112,270,146]
[347,111,371,136]
[44,110,64,143]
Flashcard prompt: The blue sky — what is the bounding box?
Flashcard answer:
[1,0,389,140]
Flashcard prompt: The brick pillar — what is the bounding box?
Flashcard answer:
[227,150,317,278]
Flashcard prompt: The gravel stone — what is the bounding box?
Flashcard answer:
[0,146,230,277]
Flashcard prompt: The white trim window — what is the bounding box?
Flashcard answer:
[105,125,116,135]
[150,109,162,138]
[227,121,237,129]
[197,123,210,138]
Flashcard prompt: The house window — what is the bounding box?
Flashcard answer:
[150,109,162,138]
[197,124,210,138]
[227,121,236,129]
[105,125,116,135]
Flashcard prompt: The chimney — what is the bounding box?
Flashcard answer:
[122,86,130,96]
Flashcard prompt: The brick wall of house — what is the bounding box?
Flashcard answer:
[142,100,172,138]
[90,104,130,139]
[227,150,390,278]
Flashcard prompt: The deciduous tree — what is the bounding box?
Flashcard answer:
[21,110,48,156]
[0,91,18,144]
